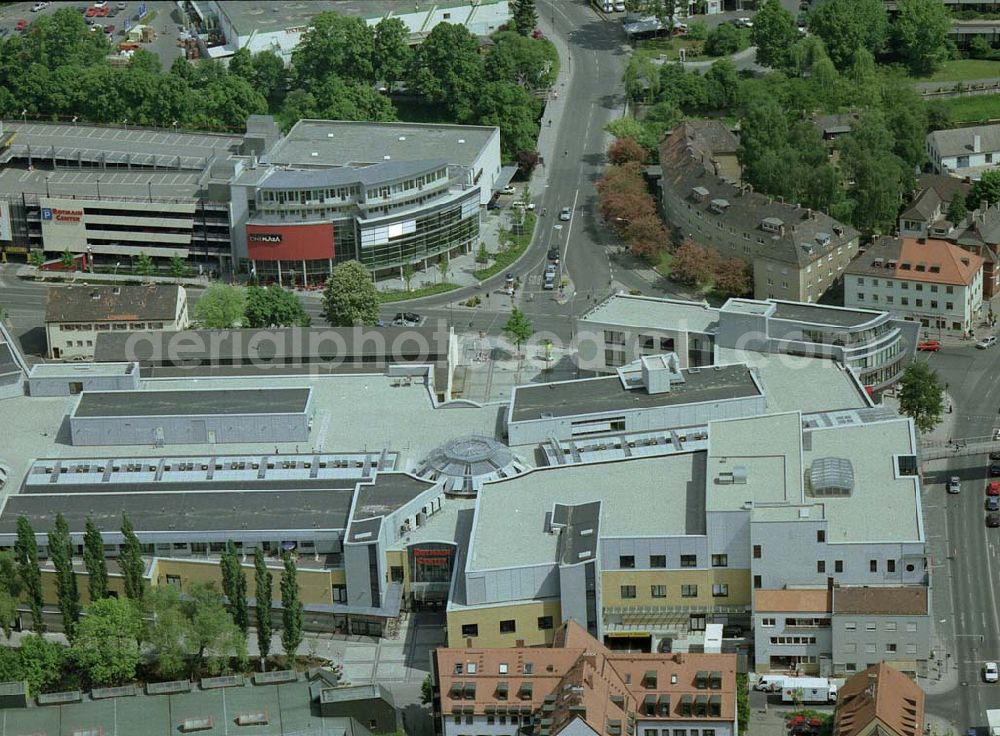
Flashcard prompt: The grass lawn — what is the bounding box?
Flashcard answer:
[636,29,750,63]
[473,212,536,281]
[929,94,1000,124]
[917,59,1000,82]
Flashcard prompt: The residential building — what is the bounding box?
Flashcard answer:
[0,116,503,283]
[897,175,970,240]
[431,620,739,736]
[810,112,860,142]
[926,123,1000,179]
[844,236,983,334]
[44,284,188,361]
[0,671,400,736]
[753,584,930,677]
[576,294,917,393]
[659,123,859,303]
[185,1,511,63]
[833,663,925,736]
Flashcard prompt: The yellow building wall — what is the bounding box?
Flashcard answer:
[385,549,410,591]
[40,569,127,607]
[601,569,751,608]
[151,558,342,606]
[446,598,563,648]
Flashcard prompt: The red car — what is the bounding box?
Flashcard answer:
[96,5,110,16]
[917,340,941,352]
[987,481,1000,496]
[84,6,97,16]
[15,19,28,30]
[104,24,114,33]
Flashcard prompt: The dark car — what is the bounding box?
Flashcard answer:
[991,463,1000,477]
[990,451,1000,461]
[548,248,560,263]
[392,312,421,327]
[988,513,1000,528]
[722,624,743,638]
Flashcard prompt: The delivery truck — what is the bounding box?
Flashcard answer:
[781,677,838,704]
[986,708,1000,736]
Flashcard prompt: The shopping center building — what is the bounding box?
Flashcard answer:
[0,115,503,283]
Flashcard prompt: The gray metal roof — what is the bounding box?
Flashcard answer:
[352,473,436,520]
[45,284,183,324]
[768,301,883,329]
[510,364,760,422]
[73,387,310,418]
[260,159,446,190]
[415,435,525,495]
[928,123,1000,158]
[0,167,205,201]
[270,119,496,169]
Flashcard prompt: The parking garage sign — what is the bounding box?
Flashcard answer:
[0,201,11,242]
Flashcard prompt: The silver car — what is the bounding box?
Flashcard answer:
[948,476,961,494]
[559,207,571,221]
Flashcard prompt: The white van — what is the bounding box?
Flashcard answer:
[754,675,786,692]
[601,1,614,12]
[615,0,626,10]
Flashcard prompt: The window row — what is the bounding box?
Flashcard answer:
[619,584,729,599]
[459,616,553,638]
[856,277,955,294]
[856,293,956,311]
[844,621,919,632]
[619,554,727,569]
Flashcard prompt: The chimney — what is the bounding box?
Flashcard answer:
[974,134,982,154]
[515,639,525,648]
[865,672,878,700]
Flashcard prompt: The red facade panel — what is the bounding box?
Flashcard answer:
[246,222,335,261]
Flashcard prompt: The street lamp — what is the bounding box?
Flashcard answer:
[148,180,153,202]
[122,117,128,130]
[20,109,26,122]
[87,246,93,273]
[95,177,101,200]
[71,116,78,125]
[44,174,51,198]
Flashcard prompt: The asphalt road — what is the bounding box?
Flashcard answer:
[915,341,1000,730]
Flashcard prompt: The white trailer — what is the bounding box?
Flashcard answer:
[986,708,1000,736]
[781,677,838,704]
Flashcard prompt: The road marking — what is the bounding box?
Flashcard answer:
[561,188,580,270]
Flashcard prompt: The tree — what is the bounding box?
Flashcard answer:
[898,361,944,433]
[892,0,951,75]
[704,59,740,111]
[704,23,742,57]
[28,250,45,268]
[608,137,648,165]
[474,80,542,160]
[752,0,800,70]
[669,240,718,285]
[15,517,45,633]
[503,308,534,355]
[839,112,907,234]
[410,23,484,122]
[280,553,303,662]
[807,0,888,70]
[291,13,375,86]
[193,283,246,328]
[168,254,189,279]
[220,540,249,638]
[372,18,411,88]
[254,547,272,666]
[713,257,752,297]
[60,249,75,270]
[511,0,538,36]
[968,170,1000,209]
[485,31,558,90]
[16,634,66,694]
[625,215,670,259]
[438,256,451,284]
[0,552,23,639]
[82,518,108,603]
[321,260,380,326]
[48,514,81,639]
[134,252,154,278]
[421,673,434,704]
[146,582,247,678]
[243,285,310,328]
[947,196,967,224]
[402,264,416,292]
[71,597,142,686]
[118,514,145,602]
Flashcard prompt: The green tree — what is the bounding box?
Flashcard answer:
[844,48,881,109]
[474,80,541,160]
[48,514,81,639]
[168,254,189,279]
[193,283,246,328]
[134,252,154,277]
[882,79,928,171]
[839,112,906,233]
[752,0,800,70]
[17,634,66,694]
[947,196,967,224]
[146,582,247,679]
[0,552,23,639]
[28,250,45,268]
[60,249,75,270]
[254,547,273,666]
[485,31,558,89]
[244,285,310,328]
[704,23,742,57]
[82,518,108,603]
[898,361,944,433]
[280,553,303,662]
[511,0,539,36]
[807,0,888,70]
[220,541,249,638]
[310,75,398,122]
[118,514,146,602]
[410,22,484,122]
[968,170,1000,209]
[438,256,451,284]
[892,0,951,75]
[15,517,45,633]
[291,13,375,85]
[503,308,533,355]
[71,597,142,686]
[373,17,412,86]
[704,59,740,111]
[321,260,380,326]
[421,673,434,704]
[252,50,288,110]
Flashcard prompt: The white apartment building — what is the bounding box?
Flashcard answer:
[927,123,1000,179]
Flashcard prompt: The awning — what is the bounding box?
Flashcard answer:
[462,705,474,715]
[496,682,509,698]
[463,683,476,699]
[658,694,671,715]
[643,694,657,714]
[519,682,533,698]
[484,704,495,714]
[493,165,518,192]
[710,671,723,688]
[449,682,463,698]
[696,670,709,687]
[644,669,657,684]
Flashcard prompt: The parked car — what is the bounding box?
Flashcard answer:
[733,17,753,27]
[96,5,110,16]
[104,24,115,33]
[116,0,127,8]
[501,185,516,195]
[512,200,535,211]
[391,312,421,327]
[987,497,999,511]
[992,463,1000,477]
[948,476,961,494]
[31,2,49,12]
[917,340,941,352]
[547,247,560,263]
[985,661,999,681]
[93,0,109,7]
[559,206,571,221]
[15,19,28,30]
[977,335,997,349]
[988,481,1000,496]
[543,272,556,290]
[84,6,97,16]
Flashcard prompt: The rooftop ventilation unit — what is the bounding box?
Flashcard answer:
[709,198,730,214]
[808,456,854,497]
[691,186,710,201]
